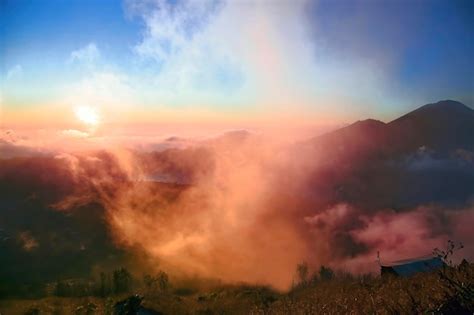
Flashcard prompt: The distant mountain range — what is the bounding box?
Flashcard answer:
[311,100,474,158]
[300,100,474,212]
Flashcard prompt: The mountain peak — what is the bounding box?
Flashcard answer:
[352,119,386,128]
[388,100,474,152]
[310,99,473,153]
[390,100,473,124]
[420,100,473,112]
[432,99,470,107]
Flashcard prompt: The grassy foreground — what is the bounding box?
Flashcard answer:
[1,262,472,315]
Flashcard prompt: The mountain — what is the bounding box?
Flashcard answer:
[387,100,474,154]
[311,100,474,157]
[303,100,474,211]
[310,119,388,162]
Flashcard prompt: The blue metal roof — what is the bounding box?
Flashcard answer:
[383,257,444,277]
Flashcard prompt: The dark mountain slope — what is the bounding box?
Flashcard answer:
[309,100,474,159]
[387,100,474,154]
[301,100,474,211]
[309,119,389,163]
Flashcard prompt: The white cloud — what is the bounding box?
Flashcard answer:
[61,129,90,138]
[125,0,327,109]
[6,64,23,80]
[126,0,392,116]
[69,43,100,64]
[130,0,218,63]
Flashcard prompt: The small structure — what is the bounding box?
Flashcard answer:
[377,252,445,277]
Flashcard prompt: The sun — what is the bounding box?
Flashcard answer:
[74,105,100,126]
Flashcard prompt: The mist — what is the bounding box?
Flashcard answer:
[3,121,472,290]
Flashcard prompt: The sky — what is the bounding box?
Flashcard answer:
[0,0,473,288]
[1,0,473,132]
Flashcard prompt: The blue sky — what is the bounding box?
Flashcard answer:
[309,0,473,113]
[1,0,473,125]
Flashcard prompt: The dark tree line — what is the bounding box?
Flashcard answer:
[52,267,172,298]
[54,267,133,297]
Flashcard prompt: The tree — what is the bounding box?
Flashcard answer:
[113,268,132,294]
[319,265,334,281]
[99,272,112,297]
[157,270,169,292]
[143,270,169,294]
[433,240,464,266]
[296,262,309,285]
[143,274,158,293]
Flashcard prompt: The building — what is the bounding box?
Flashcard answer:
[379,254,445,277]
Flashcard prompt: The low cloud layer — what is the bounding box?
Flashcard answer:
[2,121,472,289]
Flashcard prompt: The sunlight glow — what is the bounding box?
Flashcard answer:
[74,105,100,126]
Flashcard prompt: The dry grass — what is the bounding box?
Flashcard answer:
[254,263,474,314]
[1,263,472,314]
[0,296,113,315]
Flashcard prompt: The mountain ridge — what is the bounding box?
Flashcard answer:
[311,99,474,154]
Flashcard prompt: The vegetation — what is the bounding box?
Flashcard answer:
[0,242,471,314]
[143,271,169,294]
[0,259,472,314]
[264,263,473,314]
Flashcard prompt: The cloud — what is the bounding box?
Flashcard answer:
[123,0,398,117]
[69,43,100,64]
[40,141,473,289]
[129,0,219,63]
[6,64,23,80]
[125,0,321,108]
[2,124,473,289]
[0,129,47,158]
[61,129,90,138]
